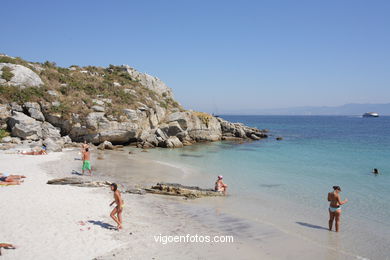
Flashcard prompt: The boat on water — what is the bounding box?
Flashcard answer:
[362,112,379,117]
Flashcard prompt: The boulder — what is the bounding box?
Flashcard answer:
[10,102,23,112]
[163,136,183,148]
[0,63,43,87]
[98,140,114,150]
[47,90,59,97]
[166,111,222,141]
[11,137,22,144]
[43,113,72,135]
[91,105,105,112]
[8,112,42,140]
[166,112,189,130]
[41,122,61,139]
[164,121,183,136]
[147,108,159,129]
[62,135,72,144]
[155,128,168,140]
[24,102,45,121]
[1,136,12,143]
[85,112,108,130]
[43,137,64,152]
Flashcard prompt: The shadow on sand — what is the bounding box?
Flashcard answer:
[296,221,329,231]
[71,170,83,176]
[88,220,116,230]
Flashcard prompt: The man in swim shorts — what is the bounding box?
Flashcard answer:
[82,148,92,176]
[328,186,348,232]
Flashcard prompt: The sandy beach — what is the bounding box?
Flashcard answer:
[1,147,363,260]
[0,150,270,260]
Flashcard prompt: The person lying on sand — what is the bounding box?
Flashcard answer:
[20,147,47,155]
[0,243,16,256]
[0,173,26,185]
[109,183,124,230]
[215,175,228,195]
[328,186,348,232]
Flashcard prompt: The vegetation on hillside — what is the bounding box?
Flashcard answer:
[1,66,14,81]
[0,55,182,119]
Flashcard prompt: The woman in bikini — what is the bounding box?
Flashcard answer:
[328,186,348,232]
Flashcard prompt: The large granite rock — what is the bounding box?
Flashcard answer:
[166,111,222,141]
[41,121,61,139]
[163,136,183,148]
[0,63,43,87]
[218,118,267,140]
[97,140,114,150]
[43,137,64,152]
[24,102,45,121]
[122,65,175,98]
[7,112,43,140]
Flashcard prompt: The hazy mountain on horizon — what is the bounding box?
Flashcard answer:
[221,103,390,116]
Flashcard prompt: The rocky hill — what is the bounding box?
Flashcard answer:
[0,54,267,151]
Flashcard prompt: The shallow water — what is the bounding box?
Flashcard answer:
[134,115,390,260]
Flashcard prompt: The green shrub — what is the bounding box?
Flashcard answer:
[0,85,46,103]
[0,129,10,139]
[1,66,14,81]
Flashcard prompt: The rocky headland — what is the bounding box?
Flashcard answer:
[0,54,267,152]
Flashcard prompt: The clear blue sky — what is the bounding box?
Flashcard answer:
[1,0,389,112]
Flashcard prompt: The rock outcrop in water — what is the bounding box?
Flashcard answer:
[47,178,223,199]
[0,54,267,151]
[145,183,224,198]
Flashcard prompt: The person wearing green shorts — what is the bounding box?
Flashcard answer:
[82,148,92,176]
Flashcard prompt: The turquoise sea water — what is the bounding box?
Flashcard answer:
[139,116,390,259]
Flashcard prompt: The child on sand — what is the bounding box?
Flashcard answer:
[109,183,124,230]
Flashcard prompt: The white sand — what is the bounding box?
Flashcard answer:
[0,153,119,260]
[0,151,268,260]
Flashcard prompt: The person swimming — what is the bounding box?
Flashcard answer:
[327,186,348,232]
[372,168,379,174]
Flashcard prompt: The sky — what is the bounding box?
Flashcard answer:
[1,0,389,113]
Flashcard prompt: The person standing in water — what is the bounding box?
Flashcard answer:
[82,148,92,176]
[109,183,124,230]
[328,186,348,232]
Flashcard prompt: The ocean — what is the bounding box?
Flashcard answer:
[134,115,390,260]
